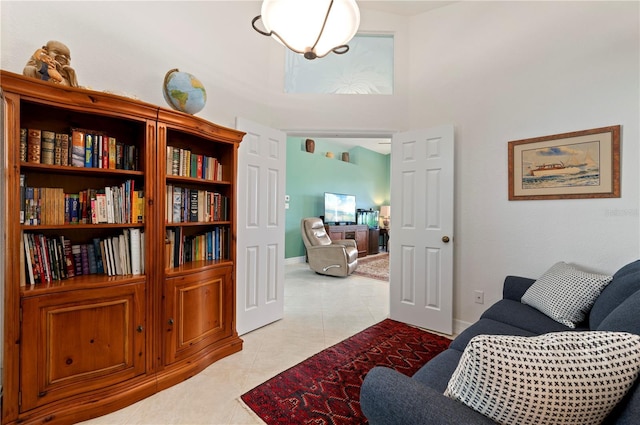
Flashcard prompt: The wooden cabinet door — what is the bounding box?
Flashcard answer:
[325,227,344,242]
[164,266,233,364]
[368,229,380,255]
[355,227,369,257]
[20,283,146,411]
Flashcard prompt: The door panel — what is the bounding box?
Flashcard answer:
[20,283,145,411]
[390,126,454,334]
[164,266,232,364]
[235,118,286,336]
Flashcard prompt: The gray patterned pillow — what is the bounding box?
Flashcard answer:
[522,262,612,328]
[444,331,640,425]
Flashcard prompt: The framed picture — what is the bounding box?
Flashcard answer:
[508,125,620,200]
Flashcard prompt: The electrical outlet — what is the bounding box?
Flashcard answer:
[474,290,484,304]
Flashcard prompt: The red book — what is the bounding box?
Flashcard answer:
[61,236,75,278]
[197,154,203,179]
[29,234,42,283]
[102,134,109,168]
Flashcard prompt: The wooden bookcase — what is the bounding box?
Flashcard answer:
[1,70,244,425]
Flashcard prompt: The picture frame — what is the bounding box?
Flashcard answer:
[508,125,620,200]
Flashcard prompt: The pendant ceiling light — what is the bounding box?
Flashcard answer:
[252,0,360,60]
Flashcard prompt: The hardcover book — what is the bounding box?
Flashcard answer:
[27,128,41,163]
[108,136,117,169]
[58,133,70,166]
[40,130,56,165]
[53,132,63,165]
[71,130,85,167]
[84,133,94,168]
[20,128,27,162]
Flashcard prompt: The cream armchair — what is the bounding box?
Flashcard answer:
[301,217,358,277]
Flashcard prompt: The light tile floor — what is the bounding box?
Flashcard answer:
[81,262,390,425]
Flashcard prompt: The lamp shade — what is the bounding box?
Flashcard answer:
[380,206,390,218]
[259,0,360,59]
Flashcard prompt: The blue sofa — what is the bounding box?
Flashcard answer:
[361,260,640,425]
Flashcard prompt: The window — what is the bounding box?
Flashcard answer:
[284,34,394,94]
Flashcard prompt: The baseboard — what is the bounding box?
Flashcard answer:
[285,256,306,265]
[453,319,472,337]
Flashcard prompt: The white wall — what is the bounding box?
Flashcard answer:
[1,1,638,330]
[0,2,411,133]
[408,1,640,326]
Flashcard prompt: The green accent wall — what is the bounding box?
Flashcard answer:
[285,137,390,259]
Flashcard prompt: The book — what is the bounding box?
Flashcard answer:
[28,233,42,283]
[84,133,94,167]
[103,239,113,276]
[55,238,67,280]
[23,232,34,285]
[58,133,70,166]
[72,244,83,276]
[166,146,173,175]
[130,228,141,275]
[189,189,198,222]
[121,231,130,275]
[115,142,124,169]
[20,128,27,162]
[92,238,104,274]
[101,134,109,168]
[53,132,63,165]
[61,236,75,278]
[105,186,114,224]
[48,237,61,281]
[27,128,41,163]
[140,231,145,274]
[71,130,85,167]
[36,234,51,282]
[40,130,55,165]
[87,243,97,274]
[80,244,90,275]
[172,186,182,223]
[111,236,122,275]
[108,136,117,169]
[20,174,25,224]
[94,134,101,169]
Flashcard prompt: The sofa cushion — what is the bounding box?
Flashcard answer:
[412,349,463,393]
[480,300,582,335]
[449,317,537,352]
[521,261,612,328]
[590,259,640,329]
[596,288,640,335]
[444,331,640,425]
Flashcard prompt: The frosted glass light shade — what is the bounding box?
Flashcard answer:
[380,206,390,218]
[257,0,360,59]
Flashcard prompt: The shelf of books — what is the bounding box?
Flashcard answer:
[17,99,151,292]
[159,122,238,274]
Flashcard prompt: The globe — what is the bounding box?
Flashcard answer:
[162,69,207,115]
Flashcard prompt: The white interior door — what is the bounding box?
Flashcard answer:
[235,118,286,335]
[389,125,454,334]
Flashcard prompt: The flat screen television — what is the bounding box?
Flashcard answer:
[324,192,356,225]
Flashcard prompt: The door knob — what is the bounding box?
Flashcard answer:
[442,236,450,243]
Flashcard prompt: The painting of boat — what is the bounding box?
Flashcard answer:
[508,125,620,200]
[529,161,581,177]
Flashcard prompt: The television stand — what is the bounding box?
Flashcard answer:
[324,224,369,258]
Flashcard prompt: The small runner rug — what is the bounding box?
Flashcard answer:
[352,253,389,281]
[241,318,451,424]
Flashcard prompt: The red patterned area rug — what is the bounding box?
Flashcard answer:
[241,318,451,424]
[352,253,389,281]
